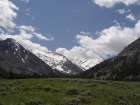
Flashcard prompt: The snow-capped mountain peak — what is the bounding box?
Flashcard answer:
[0,38,59,76]
[31,49,83,74]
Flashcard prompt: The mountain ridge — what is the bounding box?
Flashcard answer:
[0,38,84,75]
[76,37,140,80]
[0,38,62,76]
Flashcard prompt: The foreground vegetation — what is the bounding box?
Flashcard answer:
[0,78,140,105]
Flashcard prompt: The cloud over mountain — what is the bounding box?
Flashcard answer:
[57,19,140,62]
[0,0,53,53]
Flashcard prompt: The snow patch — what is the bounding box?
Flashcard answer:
[21,58,25,63]
[77,59,102,70]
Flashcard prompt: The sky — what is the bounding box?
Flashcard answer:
[0,0,140,64]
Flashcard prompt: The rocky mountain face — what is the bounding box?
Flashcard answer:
[76,37,140,80]
[0,38,83,76]
[0,38,62,76]
[31,49,84,74]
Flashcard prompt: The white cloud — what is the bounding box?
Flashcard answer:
[0,28,4,34]
[0,0,18,29]
[127,9,131,13]
[0,32,49,52]
[19,29,33,40]
[0,0,53,53]
[21,0,29,3]
[126,14,136,21]
[0,25,54,51]
[25,13,30,16]
[25,8,30,11]
[116,9,131,14]
[34,33,54,41]
[56,19,140,64]
[116,9,126,14]
[18,25,54,41]
[56,46,103,64]
[32,16,35,20]
[18,25,35,32]
[92,0,140,8]
[77,21,140,58]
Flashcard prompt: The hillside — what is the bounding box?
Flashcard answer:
[76,37,140,80]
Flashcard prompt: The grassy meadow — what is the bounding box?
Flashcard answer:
[0,78,140,105]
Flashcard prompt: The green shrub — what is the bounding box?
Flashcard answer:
[45,104,54,105]
[77,95,91,103]
[126,92,136,99]
[118,98,129,105]
[97,81,109,85]
[119,95,124,100]
[13,80,22,85]
[44,87,51,91]
[23,99,42,105]
[0,102,4,105]
[80,90,92,96]
[63,97,81,105]
[34,85,44,90]
[8,83,12,86]
[0,82,6,87]
[51,88,61,92]
[0,87,6,91]
[118,100,128,105]
[91,83,97,87]
[1,92,6,96]
[10,87,19,94]
[135,94,140,98]
[34,85,52,92]
[66,88,79,95]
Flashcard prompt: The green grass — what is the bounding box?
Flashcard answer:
[0,78,140,105]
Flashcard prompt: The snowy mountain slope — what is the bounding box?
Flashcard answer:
[31,49,84,74]
[77,59,103,70]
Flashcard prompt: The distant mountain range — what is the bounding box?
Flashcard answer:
[76,37,140,80]
[0,37,140,80]
[0,38,83,76]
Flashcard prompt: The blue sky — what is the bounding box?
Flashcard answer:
[0,0,140,63]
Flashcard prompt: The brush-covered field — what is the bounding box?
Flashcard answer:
[0,78,140,105]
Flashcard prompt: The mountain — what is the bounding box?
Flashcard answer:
[0,38,62,77]
[76,37,140,80]
[77,59,102,70]
[31,49,84,74]
[0,38,83,76]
